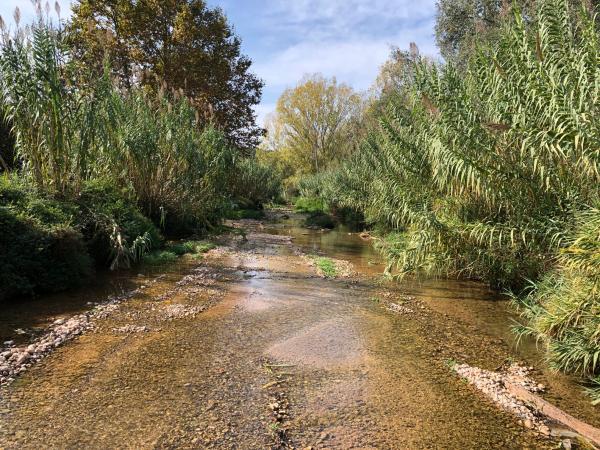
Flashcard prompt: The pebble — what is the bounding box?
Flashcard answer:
[454,363,551,437]
[0,289,138,386]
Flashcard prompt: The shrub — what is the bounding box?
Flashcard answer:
[76,179,161,268]
[0,177,93,299]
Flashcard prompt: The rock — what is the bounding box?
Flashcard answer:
[3,340,14,346]
[538,425,551,436]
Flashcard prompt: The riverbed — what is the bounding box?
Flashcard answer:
[0,210,596,448]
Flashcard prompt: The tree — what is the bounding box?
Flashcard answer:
[68,0,264,149]
[435,0,598,63]
[263,74,363,176]
[435,0,508,62]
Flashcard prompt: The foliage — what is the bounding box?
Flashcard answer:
[294,196,325,214]
[76,179,161,268]
[225,209,265,220]
[262,74,364,177]
[513,207,600,401]
[142,250,179,266]
[304,0,600,399]
[167,240,215,255]
[68,0,264,150]
[144,239,215,265]
[0,15,276,299]
[0,175,93,299]
[0,17,244,234]
[227,157,282,209]
[313,257,337,278]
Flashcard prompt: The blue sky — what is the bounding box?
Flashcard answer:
[0,0,439,125]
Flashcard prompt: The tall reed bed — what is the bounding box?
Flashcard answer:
[0,13,280,298]
[304,0,600,400]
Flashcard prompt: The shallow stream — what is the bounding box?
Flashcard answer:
[0,210,596,448]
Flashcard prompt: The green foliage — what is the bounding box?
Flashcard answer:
[76,179,162,268]
[144,240,215,265]
[227,158,282,209]
[294,197,325,214]
[225,209,265,220]
[68,0,264,150]
[304,0,600,399]
[513,207,600,400]
[142,250,179,266]
[313,257,337,278]
[167,240,215,256]
[0,176,93,299]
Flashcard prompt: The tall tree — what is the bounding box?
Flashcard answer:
[68,0,264,149]
[263,74,363,176]
[435,0,598,63]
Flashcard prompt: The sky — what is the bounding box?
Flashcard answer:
[0,0,439,126]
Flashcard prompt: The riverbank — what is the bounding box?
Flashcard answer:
[0,210,596,448]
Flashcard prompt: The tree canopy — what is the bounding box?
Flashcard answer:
[68,0,264,149]
[262,74,363,178]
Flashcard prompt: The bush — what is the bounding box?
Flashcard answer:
[76,179,162,268]
[0,177,93,299]
[225,208,265,220]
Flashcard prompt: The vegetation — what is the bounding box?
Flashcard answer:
[143,240,215,265]
[0,4,273,299]
[276,0,600,401]
[68,0,264,149]
[260,74,364,195]
[312,256,337,278]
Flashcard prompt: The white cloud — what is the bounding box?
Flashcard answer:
[254,102,277,128]
[247,0,439,123]
[255,23,437,93]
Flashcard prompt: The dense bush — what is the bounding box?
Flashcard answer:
[0,175,167,298]
[227,158,283,209]
[76,179,162,268]
[0,176,92,299]
[0,18,280,299]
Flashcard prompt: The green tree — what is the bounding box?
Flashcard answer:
[435,0,598,62]
[68,0,264,149]
[263,74,363,176]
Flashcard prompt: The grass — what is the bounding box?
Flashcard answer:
[225,209,265,220]
[144,240,216,265]
[313,256,337,278]
[142,250,179,266]
[294,196,325,214]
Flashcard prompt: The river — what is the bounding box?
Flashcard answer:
[0,210,596,448]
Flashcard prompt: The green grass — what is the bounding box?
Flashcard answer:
[225,209,265,220]
[167,240,215,256]
[144,240,216,265]
[313,257,337,278]
[294,196,325,214]
[142,250,179,265]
